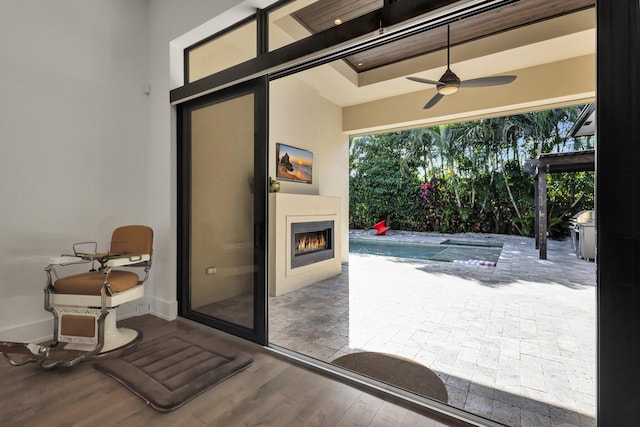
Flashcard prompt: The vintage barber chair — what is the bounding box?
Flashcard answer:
[0,225,153,368]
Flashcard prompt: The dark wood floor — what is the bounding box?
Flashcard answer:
[0,315,470,427]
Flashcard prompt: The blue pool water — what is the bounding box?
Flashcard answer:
[349,238,503,264]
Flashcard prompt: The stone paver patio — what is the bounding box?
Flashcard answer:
[269,230,596,427]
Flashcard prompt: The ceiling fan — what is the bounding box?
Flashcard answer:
[407,25,517,109]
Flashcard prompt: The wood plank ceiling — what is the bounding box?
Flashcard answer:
[292,0,595,72]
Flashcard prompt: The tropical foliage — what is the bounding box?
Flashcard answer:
[349,106,595,237]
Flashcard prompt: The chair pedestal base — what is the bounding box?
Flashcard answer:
[63,309,141,354]
[1,310,142,369]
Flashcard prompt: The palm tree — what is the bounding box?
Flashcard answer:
[348,104,592,236]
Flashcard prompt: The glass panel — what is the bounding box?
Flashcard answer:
[187,20,256,83]
[190,93,255,329]
[268,50,596,424]
[269,0,382,52]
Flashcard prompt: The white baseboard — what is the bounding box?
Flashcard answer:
[0,297,178,344]
[113,296,177,321]
[111,296,177,321]
[150,297,178,321]
[0,318,53,344]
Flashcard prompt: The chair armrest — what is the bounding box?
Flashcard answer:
[105,254,150,267]
[73,241,98,256]
[48,256,86,265]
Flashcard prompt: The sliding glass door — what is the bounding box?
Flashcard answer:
[178,78,267,344]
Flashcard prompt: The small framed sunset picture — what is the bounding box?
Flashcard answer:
[276,143,313,184]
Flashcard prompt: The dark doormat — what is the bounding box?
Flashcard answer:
[332,352,448,403]
[95,332,253,412]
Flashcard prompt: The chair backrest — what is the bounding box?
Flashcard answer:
[110,225,153,256]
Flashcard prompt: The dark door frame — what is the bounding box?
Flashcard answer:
[596,1,640,425]
[177,76,269,345]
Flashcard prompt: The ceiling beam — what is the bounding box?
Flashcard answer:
[343,54,595,134]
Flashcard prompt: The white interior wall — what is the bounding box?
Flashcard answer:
[0,0,150,341]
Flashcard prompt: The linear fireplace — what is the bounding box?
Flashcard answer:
[290,220,334,269]
[269,193,342,296]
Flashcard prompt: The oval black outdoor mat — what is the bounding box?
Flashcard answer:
[332,351,448,403]
[95,332,253,412]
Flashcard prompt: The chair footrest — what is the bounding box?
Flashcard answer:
[0,341,47,366]
[1,341,47,358]
[0,341,87,368]
[39,347,91,369]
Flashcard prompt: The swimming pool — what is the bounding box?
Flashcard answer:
[349,238,503,265]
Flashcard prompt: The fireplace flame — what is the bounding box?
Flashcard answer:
[296,234,327,254]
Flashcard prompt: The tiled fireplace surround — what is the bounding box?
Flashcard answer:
[268,193,342,297]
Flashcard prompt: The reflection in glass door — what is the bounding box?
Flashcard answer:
[178,79,267,344]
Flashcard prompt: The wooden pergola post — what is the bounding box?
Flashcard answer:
[537,166,547,260]
[525,150,594,260]
[534,174,539,249]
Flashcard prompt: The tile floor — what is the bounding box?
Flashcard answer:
[269,230,596,427]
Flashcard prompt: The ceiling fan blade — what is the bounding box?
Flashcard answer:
[407,76,441,86]
[424,93,444,109]
[460,75,517,88]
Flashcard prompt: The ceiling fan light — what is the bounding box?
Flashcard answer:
[438,84,459,95]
